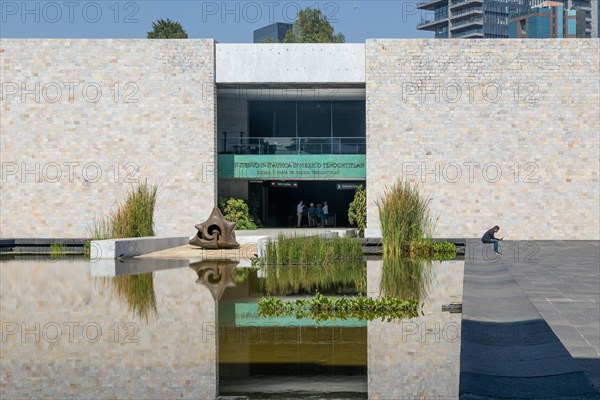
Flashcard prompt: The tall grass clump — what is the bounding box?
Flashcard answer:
[263,235,363,266]
[260,235,366,295]
[93,180,159,321]
[377,181,434,255]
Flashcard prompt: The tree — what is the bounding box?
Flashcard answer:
[147,18,188,39]
[284,7,345,43]
[348,185,366,237]
[261,37,275,43]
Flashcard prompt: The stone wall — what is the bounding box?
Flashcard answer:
[0,39,216,238]
[366,39,600,239]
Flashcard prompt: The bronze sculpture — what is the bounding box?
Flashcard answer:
[190,207,239,249]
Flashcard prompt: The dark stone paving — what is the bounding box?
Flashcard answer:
[460,240,600,399]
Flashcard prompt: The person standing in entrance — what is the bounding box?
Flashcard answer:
[308,203,316,227]
[322,201,329,227]
[482,225,503,255]
[297,201,304,228]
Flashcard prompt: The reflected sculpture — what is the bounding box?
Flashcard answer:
[190,207,239,249]
[189,260,238,301]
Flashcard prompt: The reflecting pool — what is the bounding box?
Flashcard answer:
[0,255,463,399]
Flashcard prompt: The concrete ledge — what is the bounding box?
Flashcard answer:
[90,236,189,259]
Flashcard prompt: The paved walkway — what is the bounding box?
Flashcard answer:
[460,240,600,399]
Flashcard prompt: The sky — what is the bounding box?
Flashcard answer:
[0,0,434,41]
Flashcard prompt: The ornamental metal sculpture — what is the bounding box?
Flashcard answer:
[189,207,239,249]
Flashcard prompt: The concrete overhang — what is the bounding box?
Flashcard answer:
[216,43,365,84]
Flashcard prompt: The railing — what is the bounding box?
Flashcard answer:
[418,16,448,28]
[450,7,483,19]
[451,28,484,38]
[450,0,483,8]
[218,136,366,155]
[451,17,484,29]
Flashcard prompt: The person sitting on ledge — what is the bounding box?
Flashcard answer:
[482,225,503,256]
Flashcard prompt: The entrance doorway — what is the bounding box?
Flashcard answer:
[261,181,364,228]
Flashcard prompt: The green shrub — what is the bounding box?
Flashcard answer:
[258,292,420,323]
[348,185,367,237]
[377,181,433,256]
[219,198,257,230]
[410,239,456,260]
[50,242,66,260]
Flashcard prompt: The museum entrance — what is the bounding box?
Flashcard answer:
[249,180,365,228]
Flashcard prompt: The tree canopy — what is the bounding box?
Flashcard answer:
[284,7,345,43]
[147,18,188,39]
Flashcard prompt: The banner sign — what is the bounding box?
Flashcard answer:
[218,154,366,179]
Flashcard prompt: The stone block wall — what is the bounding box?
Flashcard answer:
[366,39,600,239]
[0,39,216,238]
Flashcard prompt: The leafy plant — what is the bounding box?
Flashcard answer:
[348,185,367,237]
[219,197,257,230]
[147,18,188,39]
[258,292,420,323]
[284,7,345,43]
[377,181,434,256]
[411,238,456,260]
[50,242,66,260]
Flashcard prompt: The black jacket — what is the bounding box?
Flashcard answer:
[482,228,497,243]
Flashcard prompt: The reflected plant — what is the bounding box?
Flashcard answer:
[258,292,420,323]
[380,254,433,304]
[50,242,66,260]
[264,259,366,295]
[257,235,366,295]
[101,273,158,322]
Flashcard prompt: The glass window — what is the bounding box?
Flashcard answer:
[332,101,366,138]
[297,101,332,138]
[248,101,296,138]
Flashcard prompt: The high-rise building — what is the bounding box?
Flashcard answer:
[508,1,584,37]
[253,23,293,43]
[416,0,596,37]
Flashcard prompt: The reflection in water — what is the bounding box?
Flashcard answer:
[189,260,238,301]
[100,273,157,322]
[263,260,366,296]
[380,254,433,303]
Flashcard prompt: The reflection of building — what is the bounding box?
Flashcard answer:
[508,1,586,37]
[253,22,292,43]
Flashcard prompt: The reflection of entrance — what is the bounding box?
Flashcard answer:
[265,180,364,228]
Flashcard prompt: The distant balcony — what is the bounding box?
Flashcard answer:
[417,0,448,11]
[450,17,484,30]
[451,29,484,38]
[449,7,483,19]
[449,0,483,11]
[417,17,449,30]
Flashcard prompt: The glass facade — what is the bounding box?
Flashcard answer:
[248,101,365,139]
[253,23,292,43]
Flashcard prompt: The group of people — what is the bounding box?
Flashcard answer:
[296,200,329,228]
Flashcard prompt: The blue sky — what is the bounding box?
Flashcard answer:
[0,1,433,41]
